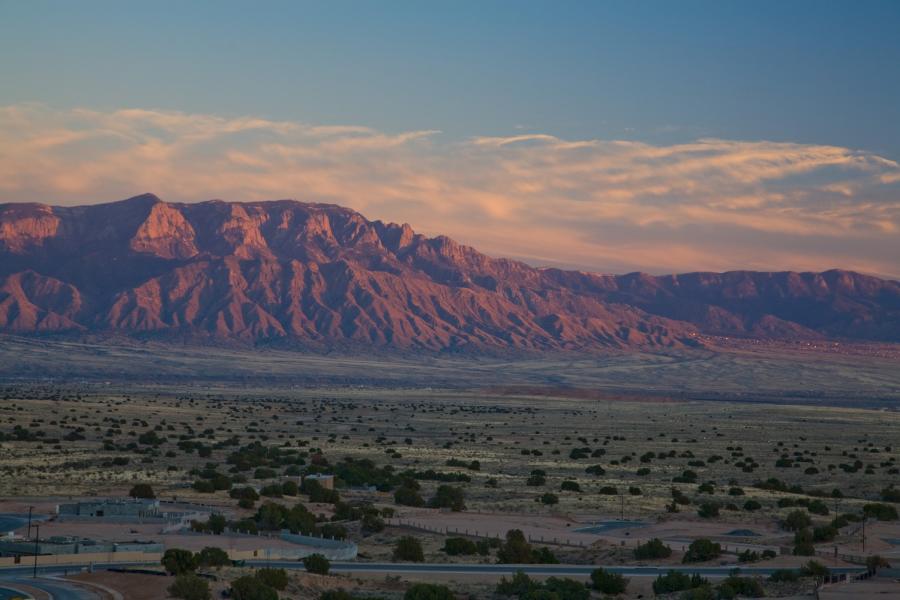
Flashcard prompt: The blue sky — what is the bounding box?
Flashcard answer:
[3,1,899,156]
[1,1,899,276]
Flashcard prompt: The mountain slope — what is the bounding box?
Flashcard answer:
[1,194,898,350]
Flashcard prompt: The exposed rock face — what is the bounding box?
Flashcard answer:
[1,194,898,350]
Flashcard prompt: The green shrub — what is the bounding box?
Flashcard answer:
[682,539,721,563]
[718,576,764,598]
[497,529,534,564]
[652,570,708,594]
[393,536,425,562]
[793,528,815,556]
[197,546,230,567]
[768,569,799,582]
[303,553,330,575]
[168,573,211,600]
[882,487,900,503]
[527,471,547,486]
[807,499,829,515]
[230,575,278,600]
[162,548,198,575]
[442,537,478,556]
[129,483,155,499]
[496,571,538,597]
[863,503,899,521]
[679,586,715,600]
[403,583,455,600]
[318,523,347,540]
[800,560,830,579]
[543,576,590,600]
[394,485,425,507]
[866,555,891,572]
[633,538,672,560]
[319,592,380,600]
[813,525,837,542]
[428,485,466,511]
[590,568,628,594]
[697,502,720,518]
[257,568,289,590]
[783,509,812,531]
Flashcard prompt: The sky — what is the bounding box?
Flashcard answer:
[1,1,899,278]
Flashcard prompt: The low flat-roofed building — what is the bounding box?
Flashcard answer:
[57,498,160,519]
[0,536,163,557]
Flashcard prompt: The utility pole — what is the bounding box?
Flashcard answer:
[26,506,33,539]
[32,523,40,579]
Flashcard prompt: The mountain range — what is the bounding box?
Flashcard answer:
[1,194,898,351]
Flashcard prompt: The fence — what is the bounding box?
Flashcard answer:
[388,518,782,555]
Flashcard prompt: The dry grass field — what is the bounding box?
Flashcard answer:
[1,337,899,598]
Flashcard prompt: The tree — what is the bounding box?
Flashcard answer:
[168,573,211,600]
[393,536,425,562]
[497,529,534,564]
[496,571,538,597]
[428,485,465,511]
[718,576,764,598]
[540,492,559,505]
[866,555,890,573]
[442,537,478,556]
[230,575,278,600]
[207,513,227,535]
[783,510,812,531]
[800,560,830,579]
[394,485,425,507]
[590,568,628,594]
[560,480,580,492]
[526,470,546,486]
[256,568,289,590]
[162,548,198,575]
[303,553,331,575]
[634,538,672,560]
[532,546,559,564]
[682,539,721,563]
[697,502,720,518]
[863,503,899,521]
[197,546,230,568]
[129,483,155,499]
[543,577,589,600]
[319,592,369,600]
[361,512,385,534]
[653,571,708,594]
[793,528,815,556]
[403,583,454,600]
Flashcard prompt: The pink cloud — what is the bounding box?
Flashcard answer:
[1,104,899,278]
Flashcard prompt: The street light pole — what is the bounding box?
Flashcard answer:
[26,506,33,540]
[32,523,40,579]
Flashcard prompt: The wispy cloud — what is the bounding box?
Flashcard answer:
[1,103,899,278]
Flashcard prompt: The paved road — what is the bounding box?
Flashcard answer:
[0,585,32,600]
[0,559,869,586]
[0,578,101,600]
[248,560,868,578]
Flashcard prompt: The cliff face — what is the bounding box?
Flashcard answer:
[1,194,898,350]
